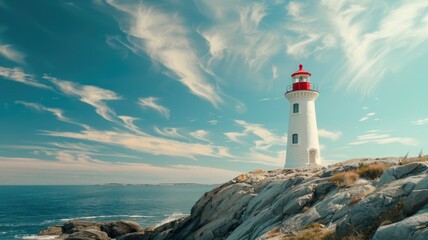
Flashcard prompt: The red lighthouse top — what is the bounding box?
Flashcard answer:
[291,64,311,77]
[288,64,315,92]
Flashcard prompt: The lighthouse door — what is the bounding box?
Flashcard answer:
[309,149,317,164]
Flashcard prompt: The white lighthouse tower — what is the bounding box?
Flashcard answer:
[284,64,321,168]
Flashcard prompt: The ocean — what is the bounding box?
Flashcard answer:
[0,185,214,240]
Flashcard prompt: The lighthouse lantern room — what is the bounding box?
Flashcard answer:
[284,64,321,168]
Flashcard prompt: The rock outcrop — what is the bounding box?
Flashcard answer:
[38,220,142,240]
[39,157,428,240]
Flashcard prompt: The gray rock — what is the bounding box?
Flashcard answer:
[100,220,141,238]
[373,207,428,240]
[116,231,146,240]
[62,221,101,234]
[65,229,109,240]
[378,163,428,187]
[38,225,63,236]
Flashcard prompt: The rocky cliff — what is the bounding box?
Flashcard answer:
[39,157,428,240]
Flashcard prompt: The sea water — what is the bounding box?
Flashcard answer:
[0,185,214,240]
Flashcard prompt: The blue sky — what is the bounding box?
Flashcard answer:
[1,0,427,184]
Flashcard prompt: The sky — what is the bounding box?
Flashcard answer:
[1,0,428,185]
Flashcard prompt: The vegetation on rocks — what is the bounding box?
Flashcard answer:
[330,170,359,187]
[357,162,388,179]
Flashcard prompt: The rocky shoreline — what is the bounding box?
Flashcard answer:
[38,157,428,240]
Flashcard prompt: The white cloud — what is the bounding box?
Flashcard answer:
[44,75,121,123]
[0,66,50,89]
[0,45,25,64]
[287,1,303,18]
[412,118,428,125]
[224,120,287,166]
[190,130,210,142]
[349,131,417,146]
[138,97,170,118]
[272,65,278,79]
[208,120,219,125]
[42,129,233,159]
[0,156,242,184]
[359,112,376,122]
[227,120,287,150]
[322,0,428,94]
[239,2,267,33]
[118,116,142,134]
[107,0,222,107]
[154,127,184,139]
[196,0,282,72]
[231,150,284,167]
[15,101,89,129]
[318,129,342,141]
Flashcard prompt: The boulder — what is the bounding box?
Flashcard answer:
[378,163,428,187]
[65,229,109,240]
[373,207,428,240]
[38,225,63,236]
[100,221,142,238]
[62,221,101,234]
[116,231,146,240]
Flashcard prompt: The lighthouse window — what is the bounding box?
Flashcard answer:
[293,103,299,113]
[292,134,298,144]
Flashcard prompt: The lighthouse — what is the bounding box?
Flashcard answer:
[284,64,321,168]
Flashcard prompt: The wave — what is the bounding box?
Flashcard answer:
[155,212,189,227]
[59,214,154,222]
[15,234,58,240]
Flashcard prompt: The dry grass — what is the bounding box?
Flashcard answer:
[399,155,428,165]
[265,226,284,238]
[234,174,248,182]
[357,162,388,179]
[249,169,266,174]
[331,171,360,188]
[290,223,333,240]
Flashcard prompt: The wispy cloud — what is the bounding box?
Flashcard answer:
[322,0,428,94]
[226,120,287,150]
[412,118,428,125]
[349,131,417,146]
[0,66,50,89]
[196,0,281,73]
[318,129,342,141]
[118,116,142,134]
[208,120,219,125]
[138,97,170,119]
[278,1,428,95]
[359,112,376,122]
[0,45,25,64]
[225,120,286,166]
[42,129,232,159]
[107,0,222,107]
[43,75,121,123]
[190,130,210,142]
[154,127,184,139]
[15,101,89,129]
[272,65,278,79]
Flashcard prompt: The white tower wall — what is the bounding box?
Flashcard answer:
[285,90,321,168]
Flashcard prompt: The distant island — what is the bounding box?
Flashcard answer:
[96,183,219,187]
